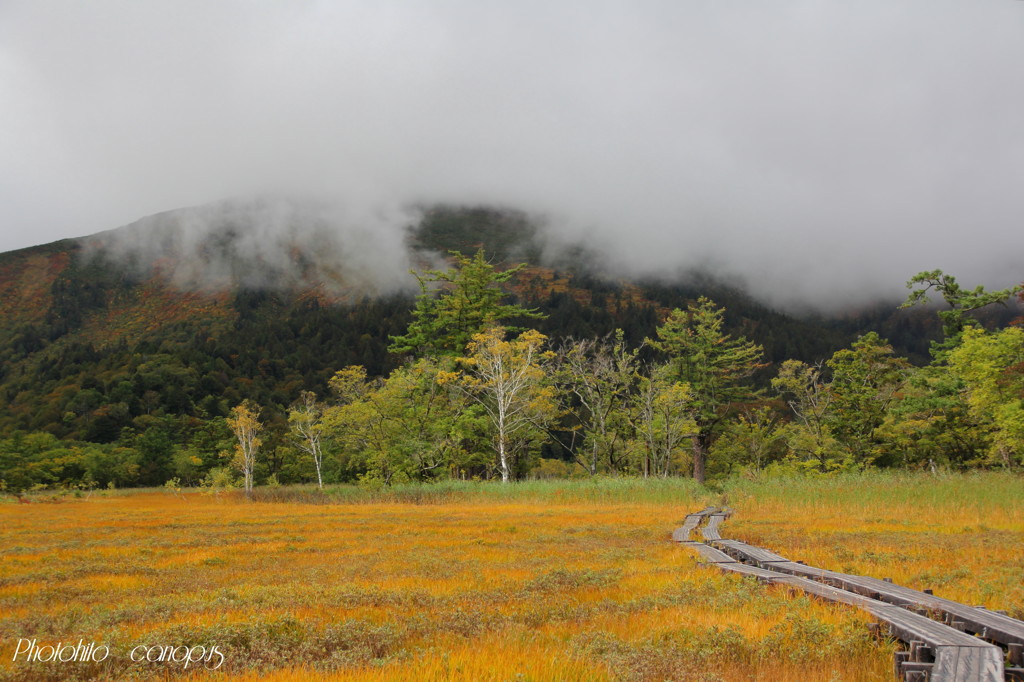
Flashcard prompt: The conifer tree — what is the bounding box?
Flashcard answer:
[388,250,543,358]
[649,297,765,482]
[901,269,1022,355]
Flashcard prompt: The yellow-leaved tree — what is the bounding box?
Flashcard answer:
[227,400,262,500]
[439,327,557,482]
[288,391,327,489]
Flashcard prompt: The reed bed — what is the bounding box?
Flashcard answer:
[723,471,1024,613]
[2,472,1019,680]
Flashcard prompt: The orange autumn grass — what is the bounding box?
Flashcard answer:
[1,472,1019,681]
[724,472,1024,612]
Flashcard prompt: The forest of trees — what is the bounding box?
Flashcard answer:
[2,249,1022,496]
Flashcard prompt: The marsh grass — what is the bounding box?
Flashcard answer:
[723,470,1023,518]
[723,470,1024,615]
[2,471,1019,680]
[252,476,711,506]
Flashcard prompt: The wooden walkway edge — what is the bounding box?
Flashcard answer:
[675,509,1023,682]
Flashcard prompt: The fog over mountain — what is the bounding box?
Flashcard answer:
[85,197,423,297]
[2,1,1023,310]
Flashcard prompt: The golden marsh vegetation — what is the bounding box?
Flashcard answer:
[1,473,1021,681]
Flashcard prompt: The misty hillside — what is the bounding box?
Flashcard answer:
[0,198,981,443]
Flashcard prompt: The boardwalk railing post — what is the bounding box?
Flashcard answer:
[894,650,910,678]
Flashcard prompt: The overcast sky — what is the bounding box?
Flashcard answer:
[1,1,1022,308]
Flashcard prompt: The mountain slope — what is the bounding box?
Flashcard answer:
[0,199,962,443]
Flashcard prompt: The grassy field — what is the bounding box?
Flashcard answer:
[0,473,1020,681]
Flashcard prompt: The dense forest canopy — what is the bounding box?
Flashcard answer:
[1,205,1021,494]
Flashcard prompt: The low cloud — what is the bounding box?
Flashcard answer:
[2,1,1023,309]
[85,197,421,298]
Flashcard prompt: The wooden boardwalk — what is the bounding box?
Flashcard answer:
[671,507,714,542]
[675,509,1024,681]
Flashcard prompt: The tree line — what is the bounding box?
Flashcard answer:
[2,253,1022,495]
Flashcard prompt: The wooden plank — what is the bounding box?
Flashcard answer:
[691,543,737,564]
[858,579,1024,647]
[671,517,701,542]
[749,554,1024,649]
[690,543,795,580]
[711,539,788,564]
[701,513,726,541]
[675,507,718,542]
[932,645,1004,682]
[701,526,721,541]
[695,553,1002,646]
[680,508,1021,676]
[873,603,995,648]
[716,562,784,580]
[776,563,1024,648]
[752,574,1004,681]
[689,506,718,517]
[769,575,883,610]
[763,560,836,582]
[685,543,1005,680]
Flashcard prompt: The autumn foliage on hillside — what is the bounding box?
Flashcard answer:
[0,206,1022,494]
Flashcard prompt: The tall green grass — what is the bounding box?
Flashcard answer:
[251,476,711,506]
[174,470,1023,524]
[721,470,1024,521]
